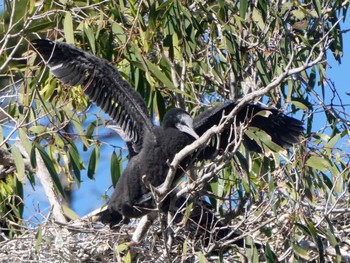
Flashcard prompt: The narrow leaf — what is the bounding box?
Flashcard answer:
[35,224,42,253]
[64,11,74,44]
[84,22,96,54]
[312,0,322,17]
[143,58,176,90]
[197,251,208,263]
[291,100,309,111]
[30,145,37,168]
[292,243,309,257]
[11,145,25,181]
[88,146,100,179]
[34,143,65,197]
[306,156,328,172]
[124,251,132,263]
[68,146,82,187]
[62,205,79,220]
[265,242,277,262]
[240,0,248,20]
[182,239,188,259]
[110,150,122,186]
[19,128,33,154]
[85,120,97,140]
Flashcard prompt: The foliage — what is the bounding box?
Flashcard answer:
[0,0,349,261]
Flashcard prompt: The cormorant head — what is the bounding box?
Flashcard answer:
[163,108,199,139]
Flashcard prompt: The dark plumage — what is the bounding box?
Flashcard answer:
[32,39,151,157]
[108,108,198,218]
[32,39,303,237]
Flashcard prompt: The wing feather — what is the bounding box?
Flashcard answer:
[32,39,153,155]
[194,101,304,158]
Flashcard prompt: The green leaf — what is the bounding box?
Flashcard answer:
[148,1,157,30]
[68,146,82,187]
[33,143,65,197]
[305,217,317,237]
[117,242,130,253]
[265,242,277,262]
[143,58,175,90]
[268,173,275,199]
[85,120,97,141]
[197,251,208,263]
[64,11,75,44]
[252,8,265,30]
[325,131,345,156]
[326,228,342,262]
[295,223,311,236]
[182,239,188,258]
[240,0,248,20]
[110,150,122,187]
[112,22,127,43]
[312,0,322,17]
[54,135,65,148]
[292,243,309,258]
[29,125,47,135]
[291,100,309,111]
[291,10,305,20]
[11,145,25,181]
[40,77,57,101]
[62,205,79,220]
[88,146,100,180]
[64,106,89,148]
[0,126,3,141]
[30,145,37,169]
[124,251,132,263]
[184,201,194,224]
[256,54,270,86]
[35,224,42,253]
[245,128,284,153]
[306,155,329,172]
[25,21,57,33]
[15,177,24,217]
[84,22,96,54]
[308,66,316,88]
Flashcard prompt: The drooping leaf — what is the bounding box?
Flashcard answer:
[88,146,100,180]
[68,145,82,187]
[63,11,74,44]
[35,224,42,253]
[110,150,122,187]
[197,251,208,263]
[84,22,96,54]
[62,205,79,220]
[265,242,277,262]
[11,145,25,181]
[33,143,65,197]
[240,0,248,20]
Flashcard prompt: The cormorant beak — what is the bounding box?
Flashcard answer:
[178,123,200,140]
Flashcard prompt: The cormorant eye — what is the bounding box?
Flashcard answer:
[180,121,187,126]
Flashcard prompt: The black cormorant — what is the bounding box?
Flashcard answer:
[32,39,303,224]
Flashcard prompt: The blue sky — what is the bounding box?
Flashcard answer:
[327,28,350,98]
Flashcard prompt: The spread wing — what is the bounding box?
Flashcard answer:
[32,39,154,155]
[194,101,304,158]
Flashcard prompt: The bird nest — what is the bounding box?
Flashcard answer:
[1,192,350,262]
[0,217,252,262]
[0,220,130,262]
